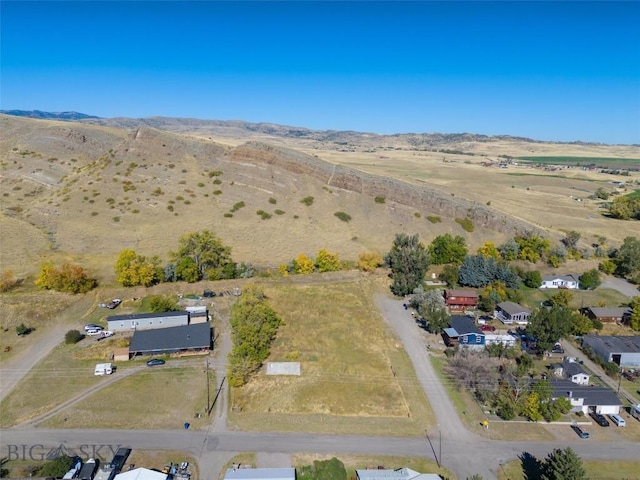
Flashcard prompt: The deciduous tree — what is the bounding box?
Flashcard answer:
[527,306,574,352]
[294,253,315,274]
[35,262,97,294]
[477,241,500,259]
[428,234,468,265]
[315,249,341,272]
[578,268,601,290]
[384,233,429,296]
[629,297,640,331]
[171,230,234,281]
[614,236,640,278]
[357,251,383,273]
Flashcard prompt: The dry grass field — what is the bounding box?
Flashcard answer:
[228,276,434,436]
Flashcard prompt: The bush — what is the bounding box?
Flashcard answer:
[374,196,386,204]
[274,209,285,215]
[455,217,475,232]
[16,323,30,336]
[256,210,272,220]
[334,211,351,222]
[148,295,180,313]
[426,215,441,223]
[39,455,74,478]
[65,329,84,344]
[34,262,97,294]
[268,197,277,204]
[231,201,245,212]
[300,196,314,206]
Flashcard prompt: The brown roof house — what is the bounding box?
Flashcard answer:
[444,289,478,311]
[581,306,632,324]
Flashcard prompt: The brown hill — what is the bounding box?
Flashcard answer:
[1,114,638,282]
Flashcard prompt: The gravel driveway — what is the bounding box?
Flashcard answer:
[599,276,639,298]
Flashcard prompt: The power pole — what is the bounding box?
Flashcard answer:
[206,358,211,415]
[439,427,442,468]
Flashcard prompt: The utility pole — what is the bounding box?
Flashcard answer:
[206,358,211,415]
[439,426,442,468]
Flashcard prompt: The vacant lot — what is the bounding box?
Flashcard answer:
[499,458,640,480]
[228,277,433,436]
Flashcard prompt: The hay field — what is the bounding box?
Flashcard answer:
[229,277,434,436]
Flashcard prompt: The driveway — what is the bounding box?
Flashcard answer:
[599,276,639,298]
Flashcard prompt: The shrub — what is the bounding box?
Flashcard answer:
[374,196,386,204]
[231,201,245,212]
[213,190,223,195]
[0,270,18,292]
[268,197,277,204]
[223,213,233,218]
[208,170,223,177]
[256,210,272,220]
[414,212,422,218]
[455,217,474,232]
[334,211,351,222]
[426,215,441,223]
[300,196,314,206]
[16,323,30,336]
[274,209,285,215]
[65,329,84,344]
[358,252,383,273]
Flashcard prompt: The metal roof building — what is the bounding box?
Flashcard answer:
[107,311,190,332]
[582,335,640,367]
[129,322,212,356]
[223,468,295,480]
[356,468,441,480]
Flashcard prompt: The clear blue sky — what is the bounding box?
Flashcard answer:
[2,1,639,144]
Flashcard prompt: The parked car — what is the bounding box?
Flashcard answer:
[146,358,166,367]
[572,425,590,438]
[86,329,103,336]
[84,324,103,331]
[479,325,496,332]
[590,411,610,427]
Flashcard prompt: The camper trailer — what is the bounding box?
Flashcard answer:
[94,363,113,376]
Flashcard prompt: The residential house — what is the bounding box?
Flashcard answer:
[582,335,640,367]
[484,334,518,348]
[129,322,212,357]
[223,468,295,480]
[356,468,440,480]
[444,289,478,311]
[548,358,590,385]
[443,315,485,349]
[549,379,622,415]
[107,311,190,333]
[495,302,531,325]
[581,306,632,324]
[540,274,579,289]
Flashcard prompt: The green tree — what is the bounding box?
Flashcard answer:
[609,196,640,220]
[579,269,601,290]
[522,270,542,288]
[148,295,180,313]
[540,447,587,480]
[614,236,640,278]
[39,455,74,478]
[522,392,543,421]
[572,313,594,335]
[515,232,550,263]
[298,458,347,480]
[498,238,520,261]
[171,230,234,281]
[527,306,574,352]
[439,264,460,287]
[65,329,83,344]
[547,289,574,307]
[629,297,640,331]
[384,233,430,296]
[315,249,342,272]
[599,258,616,274]
[175,256,200,282]
[428,234,467,265]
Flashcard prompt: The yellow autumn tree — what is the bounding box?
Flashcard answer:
[358,252,383,273]
[477,241,500,259]
[294,254,315,274]
[315,249,341,272]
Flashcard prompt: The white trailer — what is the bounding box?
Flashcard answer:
[632,404,640,421]
[94,363,113,376]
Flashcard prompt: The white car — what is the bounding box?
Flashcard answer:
[86,329,103,336]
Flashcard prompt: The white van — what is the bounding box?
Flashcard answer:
[94,363,113,376]
[609,414,626,427]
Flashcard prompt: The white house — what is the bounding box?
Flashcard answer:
[495,302,531,325]
[549,379,622,415]
[484,334,518,348]
[540,274,579,289]
[549,359,590,385]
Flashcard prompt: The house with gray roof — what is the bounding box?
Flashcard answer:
[582,335,640,367]
[223,468,295,480]
[549,358,590,385]
[581,306,631,324]
[129,322,212,357]
[107,311,190,332]
[495,302,531,325]
[549,379,622,415]
[540,274,579,289]
[356,468,440,480]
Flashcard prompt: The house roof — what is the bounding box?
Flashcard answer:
[114,469,167,480]
[542,274,579,283]
[497,301,531,316]
[445,289,478,298]
[563,361,587,377]
[356,468,440,480]
[443,327,458,338]
[129,322,211,354]
[549,379,622,406]
[223,468,295,480]
[449,316,483,335]
[585,307,631,318]
[108,311,189,322]
[583,335,640,354]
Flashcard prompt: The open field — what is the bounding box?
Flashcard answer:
[292,453,453,480]
[228,277,434,436]
[515,156,640,167]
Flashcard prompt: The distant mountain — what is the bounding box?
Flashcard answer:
[0,109,100,120]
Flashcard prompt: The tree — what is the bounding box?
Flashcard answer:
[599,258,616,274]
[115,249,162,287]
[498,238,520,261]
[477,241,500,259]
[16,323,30,336]
[148,295,180,313]
[39,455,74,478]
[294,253,315,274]
[458,255,497,287]
[315,249,342,272]
[547,289,574,307]
[614,236,640,278]
[384,233,429,296]
[629,297,640,331]
[527,306,574,352]
[522,392,543,422]
[35,262,97,294]
[561,231,581,250]
[608,196,640,220]
[579,268,601,290]
[65,329,83,344]
[428,234,467,265]
[358,251,383,273]
[408,287,450,334]
[515,233,550,263]
[522,270,542,288]
[175,256,200,282]
[572,313,594,335]
[439,264,460,287]
[540,447,587,480]
[171,230,234,281]
[547,245,568,268]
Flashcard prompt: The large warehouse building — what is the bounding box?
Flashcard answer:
[582,335,640,367]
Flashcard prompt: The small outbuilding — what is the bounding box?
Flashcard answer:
[114,469,168,480]
[356,468,441,480]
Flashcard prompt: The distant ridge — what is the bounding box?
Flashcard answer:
[0,109,100,120]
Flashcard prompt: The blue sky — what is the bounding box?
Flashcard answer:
[1,1,639,144]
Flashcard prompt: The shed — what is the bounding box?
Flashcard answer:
[107,311,190,332]
[113,347,130,362]
[129,322,212,356]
